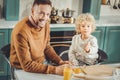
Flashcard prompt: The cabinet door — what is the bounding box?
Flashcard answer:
[92,27,106,49]
[104,26,120,63]
[4,0,19,20]
[0,54,8,80]
[0,29,9,49]
[0,29,9,79]
[8,29,13,43]
[82,0,101,20]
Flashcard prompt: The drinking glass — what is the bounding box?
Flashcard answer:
[64,67,72,80]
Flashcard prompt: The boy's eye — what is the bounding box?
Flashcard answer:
[87,25,90,27]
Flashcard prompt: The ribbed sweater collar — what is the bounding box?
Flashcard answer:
[29,15,39,28]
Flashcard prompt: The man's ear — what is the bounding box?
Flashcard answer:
[31,8,34,15]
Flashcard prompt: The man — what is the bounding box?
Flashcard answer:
[10,0,69,75]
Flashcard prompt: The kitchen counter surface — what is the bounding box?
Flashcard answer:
[14,63,120,80]
[15,69,81,80]
[0,16,120,29]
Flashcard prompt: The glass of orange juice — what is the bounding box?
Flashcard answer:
[63,67,72,80]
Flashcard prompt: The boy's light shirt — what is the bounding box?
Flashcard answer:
[69,34,98,65]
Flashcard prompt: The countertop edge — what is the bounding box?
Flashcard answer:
[0,16,120,29]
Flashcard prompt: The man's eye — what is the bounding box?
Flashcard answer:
[39,12,44,15]
[82,26,85,27]
[47,13,50,16]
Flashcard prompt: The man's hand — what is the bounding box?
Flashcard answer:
[55,60,72,75]
[59,60,72,65]
[55,64,70,75]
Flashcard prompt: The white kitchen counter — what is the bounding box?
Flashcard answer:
[15,69,81,80]
[14,63,120,80]
[0,16,120,29]
[96,16,120,26]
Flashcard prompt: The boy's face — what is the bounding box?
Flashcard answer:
[32,4,52,28]
[79,21,92,36]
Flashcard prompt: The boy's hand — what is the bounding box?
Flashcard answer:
[84,42,90,53]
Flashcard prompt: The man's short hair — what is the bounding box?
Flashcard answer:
[32,0,52,7]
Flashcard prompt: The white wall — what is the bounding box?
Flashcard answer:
[1,0,120,20]
[50,0,83,18]
[19,0,33,20]
[19,0,83,20]
[100,5,120,16]
[100,0,120,16]
[0,0,3,7]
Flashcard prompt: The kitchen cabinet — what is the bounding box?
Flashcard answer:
[0,29,10,80]
[3,0,19,20]
[0,54,10,80]
[0,29,9,49]
[8,29,12,43]
[104,26,120,63]
[92,27,105,49]
[82,0,101,20]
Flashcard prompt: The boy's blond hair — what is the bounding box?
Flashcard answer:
[75,13,96,34]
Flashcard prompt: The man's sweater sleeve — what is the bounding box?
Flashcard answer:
[44,30,62,64]
[13,33,56,74]
[44,44,62,64]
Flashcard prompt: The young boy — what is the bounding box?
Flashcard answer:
[69,13,98,66]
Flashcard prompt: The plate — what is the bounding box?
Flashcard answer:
[73,73,113,80]
[72,65,120,80]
